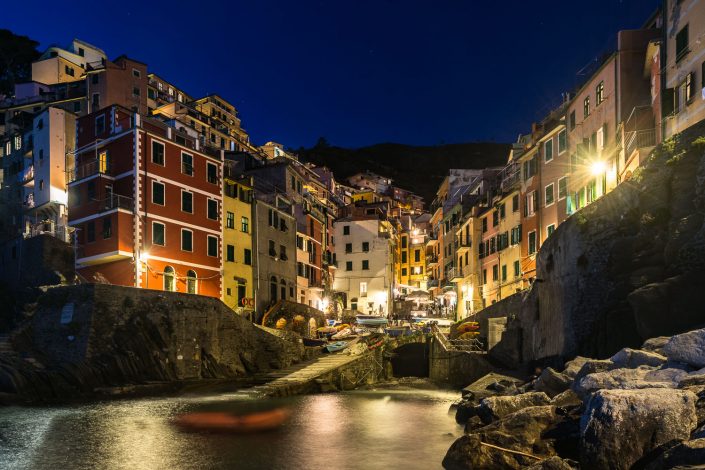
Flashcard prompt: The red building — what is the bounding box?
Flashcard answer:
[68,105,223,297]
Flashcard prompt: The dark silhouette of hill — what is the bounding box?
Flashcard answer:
[296,141,512,206]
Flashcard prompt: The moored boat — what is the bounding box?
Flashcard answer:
[332,328,352,340]
[325,341,348,353]
[356,315,388,327]
[174,408,290,433]
[303,337,327,347]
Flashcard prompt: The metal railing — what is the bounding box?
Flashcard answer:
[625,129,656,159]
[70,159,111,182]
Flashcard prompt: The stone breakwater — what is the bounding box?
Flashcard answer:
[0,284,307,404]
[443,328,705,469]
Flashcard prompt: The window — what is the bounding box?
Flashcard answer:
[181,229,193,251]
[525,191,537,217]
[362,242,369,252]
[102,217,112,239]
[702,61,705,89]
[343,225,350,235]
[207,236,218,257]
[528,231,537,255]
[73,102,81,112]
[558,177,567,200]
[569,110,576,131]
[414,250,420,262]
[78,47,85,57]
[237,284,246,305]
[401,251,407,263]
[148,89,155,99]
[269,240,276,256]
[360,282,368,296]
[558,129,567,154]
[545,183,554,206]
[182,191,193,213]
[401,237,407,249]
[280,245,288,261]
[492,265,498,281]
[86,221,95,242]
[87,181,96,200]
[346,261,353,271]
[547,224,556,238]
[268,209,279,227]
[523,156,538,180]
[132,87,140,97]
[182,152,193,176]
[676,24,689,62]
[514,260,520,277]
[65,65,74,77]
[95,115,105,135]
[362,260,369,270]
[685,73,694,103]
[499,203,505,219]
[91,74,99,85]
[401,268,408,276]
[583,96,590,118]
[207,162,218,184]
[152,181,165,205]
[132,68,141,78]
[186,270,197,294]
[501,265,507,282]
[544,138,553,162]
[152,222,165,246]
[91,93,100,110]
[596,81,604,105]
[244,248,252,265]
[164,266,175,292]
[482,269,487,285]
[207,199,218,220]
[226,212,234,229]
[512,194,519,212]
[226,244,235,262]
[345,243,352,253]
[241,216,249,233]
[152,140,165,165]
[482,218,488,233]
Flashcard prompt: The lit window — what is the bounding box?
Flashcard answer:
[596,81,604,105]
[583,96,590,118]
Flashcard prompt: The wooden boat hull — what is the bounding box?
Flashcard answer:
[174,408,290,433]
[325,341,348,353]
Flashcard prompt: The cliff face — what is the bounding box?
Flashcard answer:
[0,284,306,403]
[513,122,705,364]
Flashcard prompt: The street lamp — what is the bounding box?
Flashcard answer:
[590,161,606,176]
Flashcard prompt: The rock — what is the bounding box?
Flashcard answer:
[561,356,590,379]
[580,388,698,470]
[443,406,561,469]
[464,415,485,433]
[477,392,551,424]
[574,367,662,399]
[644,438,705,470]
[572,359,614,384]
[454,398,480,425]
[609,347,666,369]
[679,367,705,388]
[693,424,705,439]
[461,372,524,399]
[643,367,688,386]
[664,328,705,369]
[551,389,582,408]
[534,368,572,397]
[641,336,671,355]
[526,456,577,470]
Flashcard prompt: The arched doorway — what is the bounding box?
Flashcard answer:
[270,276,278,302]
[164,266,175,292]
[308,317,317,337]
[186,270,197,294]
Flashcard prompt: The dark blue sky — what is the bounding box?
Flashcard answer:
[3,0,661,148]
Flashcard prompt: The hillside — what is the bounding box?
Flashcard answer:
[296,142,512,205]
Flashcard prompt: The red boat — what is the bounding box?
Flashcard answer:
[174,408,290,433]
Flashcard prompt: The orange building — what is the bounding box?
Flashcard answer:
[68,105,223,298]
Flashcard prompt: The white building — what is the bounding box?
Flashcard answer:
[32,39,106,86]
[333,216,395,316]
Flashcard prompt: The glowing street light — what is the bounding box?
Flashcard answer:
[590,161,606,175]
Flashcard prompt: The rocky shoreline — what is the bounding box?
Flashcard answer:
[443,328,705,469]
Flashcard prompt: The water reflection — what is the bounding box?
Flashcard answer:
[0,388,462,470]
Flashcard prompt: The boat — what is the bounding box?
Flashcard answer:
[367,337,385,350]
[356,315,388,327]
[325,341,348,353]
[332,328,352,340]
[174,408,290,433]
[303,337,326,347]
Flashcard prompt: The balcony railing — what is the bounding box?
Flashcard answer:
[625,129,656,159]
[427,279,439,288]
[101,194,134,211]
[70,159,112,183]
[426,254,439,264]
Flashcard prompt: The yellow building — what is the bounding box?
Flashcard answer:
[454,210,483,319]
[495,189,524,300]
[351,189,377,204]
[396,219,428,292]
[222,175,255,318]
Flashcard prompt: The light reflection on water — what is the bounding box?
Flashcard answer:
[0,388,462,470]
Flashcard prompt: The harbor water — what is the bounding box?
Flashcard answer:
[0,386,462,470]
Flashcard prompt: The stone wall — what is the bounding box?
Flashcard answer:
[0,234,74,288]
[429,336,496,388]
[1,284,306,402]
[498,120,705,366]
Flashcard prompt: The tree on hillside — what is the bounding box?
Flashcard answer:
[0,30,41,97]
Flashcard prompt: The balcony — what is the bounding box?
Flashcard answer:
[625,129,656,161]
[427,279,439,288]
[426,254,439,266]
[19,165,34,185]
[69,159,112,183]
[448,267,466,283]
[102,194,134,211]
[456,239,471,254]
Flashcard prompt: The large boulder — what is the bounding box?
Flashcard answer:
[534,368,572,397]
[551,389,582,408]
[572,359,614,384]
[443,406,561,469]
[574,367,677,399]
[580,388,698,470]
[561,357,590,379]
[663,328,705,369]
[609,347,666,369]
[679,367,705,388]
[477,392,551,424]
[461,372,523,400]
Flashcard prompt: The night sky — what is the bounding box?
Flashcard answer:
[2,0,661,148]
